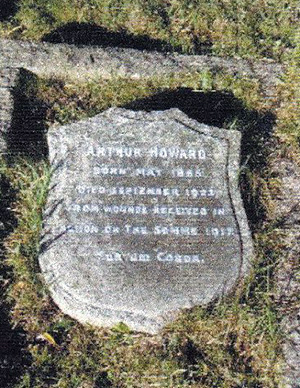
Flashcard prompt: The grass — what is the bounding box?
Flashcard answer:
[0,69,289,387]
[1,1,300,387]
[0,0,300,60]
[1,154,285,387]
[36,71,265,127]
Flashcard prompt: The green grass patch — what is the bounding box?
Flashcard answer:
[0,2,300,387]
[2,160,284,386]
[0,69,289,387]
[1,155,284,387]
[276,41,300,146]
[0,0,299,61]
[36,70,265,127]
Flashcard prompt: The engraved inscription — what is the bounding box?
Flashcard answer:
[63,144,237,263]
[87,145,207,160]
[40,108,253,333]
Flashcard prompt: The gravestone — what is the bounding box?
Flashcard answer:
[40,108,253,333]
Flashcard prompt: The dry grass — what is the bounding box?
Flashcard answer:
[1,2,300,386]
[0,69,287,387]
[1,0,299,60]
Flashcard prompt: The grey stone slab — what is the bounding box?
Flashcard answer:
[0,39,283,97]
[40,108,253,333]
[0,68,20,154]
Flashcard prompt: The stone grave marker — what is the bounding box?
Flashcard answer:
[39,108,253,333]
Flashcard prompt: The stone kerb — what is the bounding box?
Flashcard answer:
[0,39,283,96]
[0,67,21,154]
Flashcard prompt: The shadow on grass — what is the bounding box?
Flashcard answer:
[0,176,31,387]
[0,0,19,22]
[7,69,48,162]
[124,87,275,229]
[124,88,276,385]
[0,84,274,386]
[0,69,48,386]
[42,22,212,54]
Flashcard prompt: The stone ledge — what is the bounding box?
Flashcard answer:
[0,68,23,155]
[0,39,283,96]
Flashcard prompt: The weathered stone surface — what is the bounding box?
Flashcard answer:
[0,39,283,97]
[0,68,21,154]
[40,108,253,333]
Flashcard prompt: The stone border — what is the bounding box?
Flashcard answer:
[0,68,21,154]
[0,39,283,96]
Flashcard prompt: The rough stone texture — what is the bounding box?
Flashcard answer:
[270,149,300,388]
[39,108,253,333]
[0,39,283,97]
[0,68,20,154]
